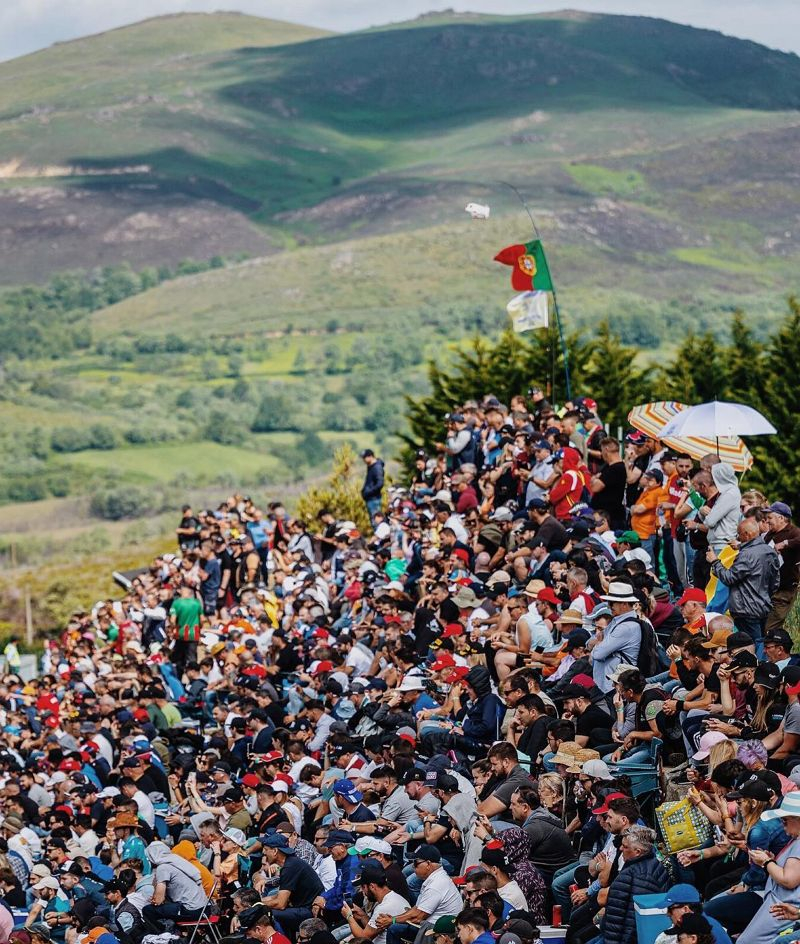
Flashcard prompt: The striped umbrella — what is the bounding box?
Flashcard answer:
[627,401,753,472]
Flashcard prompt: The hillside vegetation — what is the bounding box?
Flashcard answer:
[1,10,800,635]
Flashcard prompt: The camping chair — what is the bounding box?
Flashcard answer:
[609,737,664,818]
[176,882,222,944]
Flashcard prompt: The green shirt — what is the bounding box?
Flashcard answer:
[170,596,202,641]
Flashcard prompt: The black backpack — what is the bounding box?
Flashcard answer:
[618,616,660,678]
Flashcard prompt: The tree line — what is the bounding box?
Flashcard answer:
[403,299,800,497]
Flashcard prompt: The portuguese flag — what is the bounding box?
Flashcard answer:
[494,239,554,292]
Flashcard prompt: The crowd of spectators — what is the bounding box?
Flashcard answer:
[1,388,800,944]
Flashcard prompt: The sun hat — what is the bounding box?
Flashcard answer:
[555,609,584,626]
[761,791,800,821]
[600,582,639,603]
[692,730,728,761]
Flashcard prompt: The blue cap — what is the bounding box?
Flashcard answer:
[326,829,355,846]
[261,833,294,854]
[534,440,552,451]
[653,884,701,908]
[333,779,363,803]
[527,498,548,511]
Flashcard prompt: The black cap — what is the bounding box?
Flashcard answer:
[726,778,773,802]
[354,863,387,885]
[665,913,712,937]
[565,630,591,652]
[764,629,793,652]
[726,631,754,652]
[753,769,783,796]
[560,684,591,699]
[435,773,459,792]
[412,844,442,863]
[754,662,781,690]
[783,665,800,687]
[728,651,758,671]
[221,787,243,803]
[403,768,427,785]
[480,845,510,869]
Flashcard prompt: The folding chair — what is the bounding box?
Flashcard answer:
[176,881,222,944]
[609,738,664,818]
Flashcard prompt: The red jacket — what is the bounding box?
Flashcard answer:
[549,448,589,520]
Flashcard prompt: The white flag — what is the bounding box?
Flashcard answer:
[507,291,549,333]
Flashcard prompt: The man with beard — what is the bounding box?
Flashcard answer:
[341,862,410,944]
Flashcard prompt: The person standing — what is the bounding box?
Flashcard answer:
[708,518,780,657]
[590,438,627,531]
[361,449,385,525]
[764,502,800,632]
[169,585,202,677]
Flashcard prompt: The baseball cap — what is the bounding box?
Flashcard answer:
[665,914,712,937]
[764,629,793,652]
[677,587,706,606]
[755,662,782,690]
[693,730,728,761]
[642,468,663,484]
[424,917,457,937]
[527,498,548,511]
[261,833,294,854]
[240,774,261,788]
[326,829,355,847]
[653,884,701,909]
[430,653,456,672]
[349,836,392,856]
[726,632,754,652]
[728,651,758,671]
[591,791,627,815]
[726,778,773,802]
[332,778,363,804]
[354,862,387,885]
[33,877,61,891]
[403,768,427,785]
[784,665,800,696]
[435,773,459,792]
[565,630,591,652]
[536,587,561,607]
[616,530,641,547]
[768,502,793,518]
[412,844,442,864]
[221,787,244,803]
[702,628,732,649]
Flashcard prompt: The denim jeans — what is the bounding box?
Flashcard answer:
[552,863,579,915]
[365,497,382,524]
[732,615,766,659]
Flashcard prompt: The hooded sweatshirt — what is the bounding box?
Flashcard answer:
[145,841,207,910]
[704,463,741,550]
[172,840,215,896]
[548,448,588,520]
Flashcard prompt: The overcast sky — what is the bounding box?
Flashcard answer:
[1,1,798,62]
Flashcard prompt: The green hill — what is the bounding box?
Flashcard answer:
[1,10,799,280]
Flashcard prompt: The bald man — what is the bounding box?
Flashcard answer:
[708,517,780,658]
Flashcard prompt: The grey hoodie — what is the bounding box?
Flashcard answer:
[703,463,741,550]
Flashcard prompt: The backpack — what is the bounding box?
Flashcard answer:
[617,616,660,678]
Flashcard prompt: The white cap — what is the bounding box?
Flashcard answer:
[384,581,405,592]
[223,827,247,846]
[354,836,392,855]
[97,786,121,799]
[33,876,61,891]
[397,676,425,693]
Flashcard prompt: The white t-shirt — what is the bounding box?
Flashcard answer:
[346,643,374,677]
[444,514,469,544]
[133,789,155,827]
[369,891,411,944]
[417,866,464,920]
[499,880,527,911]
[318,854,337,891]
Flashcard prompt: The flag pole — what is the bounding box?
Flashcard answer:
[499,181,572,401]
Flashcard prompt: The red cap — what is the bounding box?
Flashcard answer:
[241,774,261,788]
[133,708,150,722]
[59,759,81,772]
[591,791,628,815]
[312,628,330,639]
[442,666,470,683]
[430,653,456,671]
[243,665,267,678]
[398,733,416,746]
[442,623,464,638]
[537,588,561,606]
[44,716,59,729]
[453,865,484,886]
[312,660,334,676]
[583,398,598,413]
[260,751,284,764]
[677,588,706,606]
[570,673,596,690]
[451,548,470,564]
[55,804,74,817]
[384,616,402,625]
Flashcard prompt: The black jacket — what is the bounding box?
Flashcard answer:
[362,460,385,501]
[601,850,669,944]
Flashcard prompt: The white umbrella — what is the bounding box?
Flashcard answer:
[659,400,776,440]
